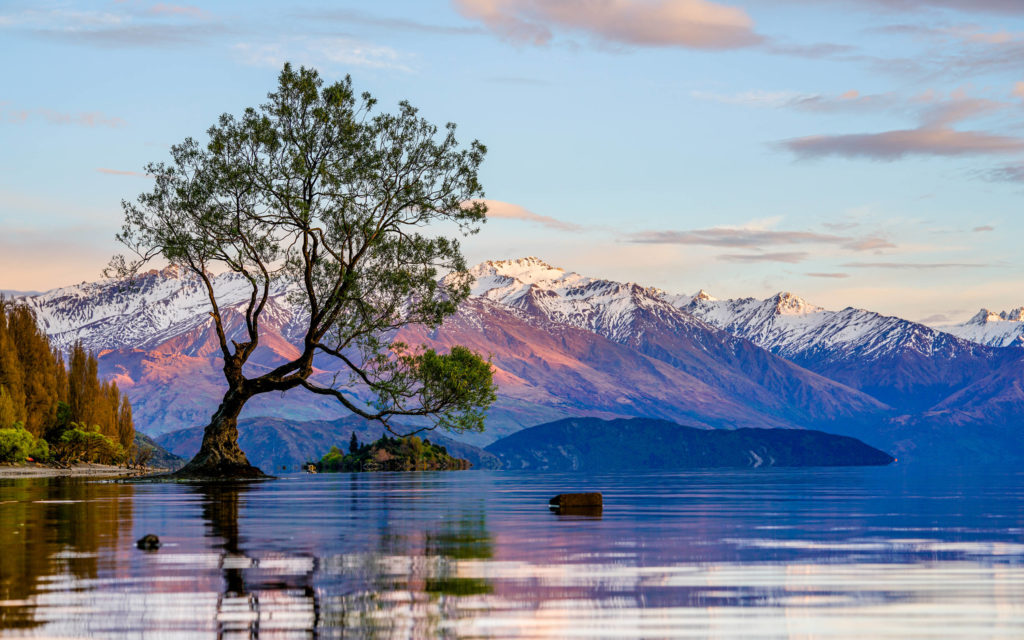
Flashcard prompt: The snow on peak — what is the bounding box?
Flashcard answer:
[466,257,581,302]
[461,257,706,341]
[944,306,1024,347]
[771,292,823,316]
[472,257,566,285]
[693,289,716,302]
[679,290,990,360]
[143,265,186,280]
[966,307,1024,325]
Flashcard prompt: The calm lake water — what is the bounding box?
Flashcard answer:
[2,466,1023,639]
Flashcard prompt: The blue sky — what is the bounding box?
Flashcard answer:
[2,0,1023,323]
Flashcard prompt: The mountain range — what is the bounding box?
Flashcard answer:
[14,257,1024,465]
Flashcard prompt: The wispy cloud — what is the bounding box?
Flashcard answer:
[690,89,812,108]
[96,168,150,177]
[782,128,1024,160]
[718,252,809,263]
[691,87,899,113]
[841,261,990,269]
[473,199,581,231]
[295,8,483,35]
[232,38,412,72]
[837,0,1024,15]
[777,90,1024,161]
[973,225,995,232]
[148,4,210,19]
[982,163,1024,182]
[919,312,952,324]
[453,0,762,50]
[1,6,230,48]
[763,40,859,60]
[3,105,126,128]
[869,22,1024,79]
[806,272,851,278]
[36,23,230,48]
[627,227,893,251]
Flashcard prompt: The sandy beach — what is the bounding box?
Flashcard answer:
[0,463,165,479]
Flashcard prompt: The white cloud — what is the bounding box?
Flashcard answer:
[232,38,412,72]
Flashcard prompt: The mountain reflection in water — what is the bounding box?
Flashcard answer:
[1,467,1023,638]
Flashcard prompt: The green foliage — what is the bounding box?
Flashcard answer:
[58,424,126,464]
[319,445,346,472]
[110,64,495,457]
[317,435,469,473]
[0,423,49,462]
[0,299,134,462]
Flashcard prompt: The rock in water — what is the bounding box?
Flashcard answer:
[549,492,602,507]
[136,534,161,550]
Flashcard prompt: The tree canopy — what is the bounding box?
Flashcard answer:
[0,299,134,464]
[111,64,496,476]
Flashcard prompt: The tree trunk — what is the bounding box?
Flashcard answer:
[174,389,265,479]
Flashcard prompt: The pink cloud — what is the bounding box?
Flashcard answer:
[784,0,1024,15]
[782,127,1024,160]
[472,199,581,231]
[718,252,808,263]
[96,168,151,177]
[629,227,893,251]
[4,106,127,128]
[148,4,209,19]
[453,0,762,50]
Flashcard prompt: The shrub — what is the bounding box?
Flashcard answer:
[0,423,49,462]
[58,424,126,464]
[319,446,345,472]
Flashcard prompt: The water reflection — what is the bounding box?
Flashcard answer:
[190,482,318,637]
[0,478,133,631]
[1,468,1023,638]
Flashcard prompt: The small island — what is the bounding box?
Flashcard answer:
[313,434,472,473]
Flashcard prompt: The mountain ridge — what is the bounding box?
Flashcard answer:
[10,256,1024,463]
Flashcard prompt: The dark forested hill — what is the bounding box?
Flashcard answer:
[485,417,895,471]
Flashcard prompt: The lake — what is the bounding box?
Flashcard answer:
[2,465,1023,638]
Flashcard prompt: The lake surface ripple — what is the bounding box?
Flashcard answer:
[1,466,1023,638]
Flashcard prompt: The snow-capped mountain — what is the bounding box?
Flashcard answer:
[679,291,998,363]
[20,266,302,354]
[458,258,889,423]
[676,290,1016,412]
[941,307,1024,348]
[10,256,1024,462]
[463,257,708,342]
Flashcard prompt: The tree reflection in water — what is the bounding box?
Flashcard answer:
[191,482,319,638]
[0,478,133,631]
[313,479,495,638]
[190,480,496,638]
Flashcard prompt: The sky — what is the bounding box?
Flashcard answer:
[2,0,1023,324]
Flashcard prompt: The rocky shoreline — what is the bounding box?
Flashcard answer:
[0,463,165,479]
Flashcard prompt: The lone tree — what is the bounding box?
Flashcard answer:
[111,64,496,478]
